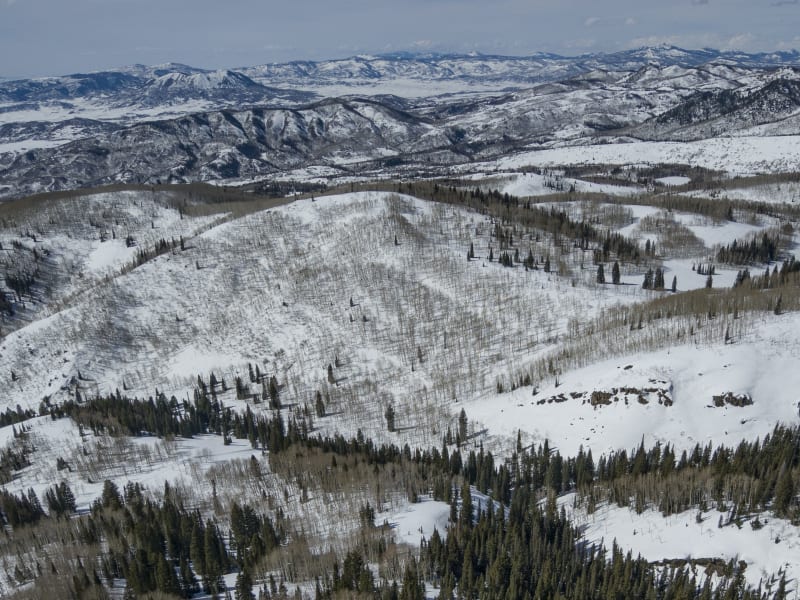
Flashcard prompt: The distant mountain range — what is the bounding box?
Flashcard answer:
[0,67,313,107]
[238,46,800,87]
[2,46,800,198]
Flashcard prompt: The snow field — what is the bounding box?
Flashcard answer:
[490,136,800,176]
[463,311,800,458]
[564,494,800,590]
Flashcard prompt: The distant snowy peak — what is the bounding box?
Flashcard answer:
[0,71,143,103]
[150,70,263,92]
[141,70,280,104]
[120,62,208,78]
[0,66,316,114]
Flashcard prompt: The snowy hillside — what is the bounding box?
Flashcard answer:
[0,188,795,453]
[0,180,796,597]
[3,45,800,600]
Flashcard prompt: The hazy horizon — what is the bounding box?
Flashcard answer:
[2,0,799,79]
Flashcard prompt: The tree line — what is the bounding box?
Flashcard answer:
[31,383,800,598]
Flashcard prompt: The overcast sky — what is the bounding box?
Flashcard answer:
[2,0,799,78]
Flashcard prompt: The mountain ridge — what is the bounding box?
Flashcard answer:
[3,46,800,199]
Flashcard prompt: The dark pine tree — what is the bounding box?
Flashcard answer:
[385,405,396,432]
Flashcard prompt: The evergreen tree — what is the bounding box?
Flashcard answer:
[654,268,665,290]
[642,269,654,290]
[236,569,255,600]
[203,519,227,594]
[314,391,325,418]
[399,558,424,600]
[774,466,794,516]
[155,553,180,596]
[596,264,605,284]
[268,375,280,409]
[45,481,76,518]
[385,405,396,432]
[180,556,199,596]
[612,261,621,285]
[459,483,473,529]
[100,480,123,510]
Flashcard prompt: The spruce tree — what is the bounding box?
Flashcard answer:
[458,409,468,445]
[654,268,664,290]
[774,466,794,516]
[314,391,325,418]
[642,269,654,290]
[385,405,396,432]
[268,376,280,409]
[235,569,255,600]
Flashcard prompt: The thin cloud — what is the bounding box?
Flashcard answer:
[585,16,638,28]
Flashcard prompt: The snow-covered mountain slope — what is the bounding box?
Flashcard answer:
[565,494,800,590]
[0,188,224,333]
[0,67,311,108]
[0,67,315,155]
[484,135,800,175]
[630,75,800,140]
[3,191,617,448]
[3,65,798,199]
[0,190,794,457]
[465,316,800,458]
[1,47,800,198]
[0,188,798,597]
[0,99,452,197]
